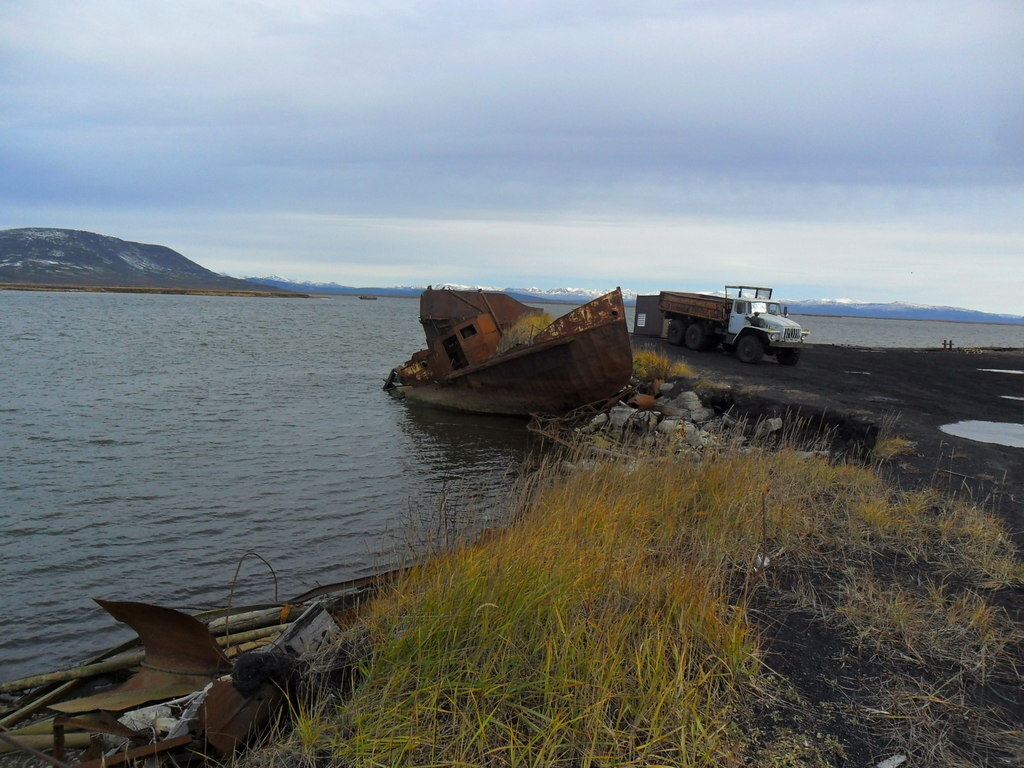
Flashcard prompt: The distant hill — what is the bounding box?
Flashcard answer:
[783,299,1023,325]
[245,277,638,306]
[246,277,1023,325]
[0,228,276,292]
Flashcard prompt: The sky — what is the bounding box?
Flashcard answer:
[2,0,1022,314]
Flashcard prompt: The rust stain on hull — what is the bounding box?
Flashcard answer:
[385,288,633,415]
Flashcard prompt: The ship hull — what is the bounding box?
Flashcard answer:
[387,288,633,416]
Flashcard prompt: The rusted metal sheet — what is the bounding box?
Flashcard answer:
[74,734,193,768]
[51,600,231,713]
[385,288,633,415]
[198,678,280,755]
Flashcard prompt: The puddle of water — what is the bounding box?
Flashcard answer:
[979,368,1024,375]
[1002,395,1024,401]
[939,420,1024,448]
[845,371,871,375]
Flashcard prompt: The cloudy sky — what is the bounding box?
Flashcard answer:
[2,0,1022,313]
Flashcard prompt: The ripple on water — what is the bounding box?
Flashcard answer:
[939,420,1024,448]
[0,293,532,681]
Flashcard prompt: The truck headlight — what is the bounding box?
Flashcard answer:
[769,332,779,341]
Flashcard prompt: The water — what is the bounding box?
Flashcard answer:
[790,313,1023,349]
[0,292,535,681]
[939,420,1024,448]
[1,292,1020,683]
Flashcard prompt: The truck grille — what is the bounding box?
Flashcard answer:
[783,327,802,341]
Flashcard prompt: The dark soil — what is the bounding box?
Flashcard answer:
[638,339,1024,766]
[642,339,1024,548]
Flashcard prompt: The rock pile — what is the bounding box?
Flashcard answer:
[578,382,787,460]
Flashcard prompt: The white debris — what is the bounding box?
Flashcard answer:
[689,406,715,423]
[755,417,784,436]
[673,391,702,411]
[657,418,681,435]
[608,405,636,429]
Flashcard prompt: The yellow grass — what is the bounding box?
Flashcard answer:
[496,313,554,354]
[241,442,1023,768]
[632,349,694,383]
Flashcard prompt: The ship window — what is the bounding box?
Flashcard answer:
[460,324,478,339]
[442,334,469,370]
[637,313,646,327]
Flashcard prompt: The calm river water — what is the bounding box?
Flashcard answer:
[1,291,1020,681]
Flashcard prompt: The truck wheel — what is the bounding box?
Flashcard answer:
[684,322,707,351]
[776,349,801,366]
[667,320,685,346]
[735,335,764,364]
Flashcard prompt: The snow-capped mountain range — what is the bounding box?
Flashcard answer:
[0,227,1018,326]
[245,277,1023,326]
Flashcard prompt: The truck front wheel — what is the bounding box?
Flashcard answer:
[684,322,707,351]
[667,320,685,346]
[735,335,765,364]
[776,349,801,366]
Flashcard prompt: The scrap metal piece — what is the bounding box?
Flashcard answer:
[0,727,74,768]
[199,678,280,755]
[74,733,193,768]
[51,600,231,714]
[199,603,341,754]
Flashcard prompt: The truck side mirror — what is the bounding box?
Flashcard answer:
[783,306,788,316]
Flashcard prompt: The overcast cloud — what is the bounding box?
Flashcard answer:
[2,0,1022,312]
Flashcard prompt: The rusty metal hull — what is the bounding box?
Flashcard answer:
[390,289,633,416]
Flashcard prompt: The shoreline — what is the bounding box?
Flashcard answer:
[0,283,309,298]
[790,311,1024,326]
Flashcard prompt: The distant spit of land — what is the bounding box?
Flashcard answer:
[0,283,308,298]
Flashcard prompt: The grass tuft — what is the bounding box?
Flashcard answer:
[632,349,694,384]
[496,313,555,354]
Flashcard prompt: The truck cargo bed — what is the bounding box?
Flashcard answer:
[658,291,730,324]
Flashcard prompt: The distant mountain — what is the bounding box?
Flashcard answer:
[0,228,275,292]
[247,276,1023,325]
[246,277,636,305]
[784,299,1024,325]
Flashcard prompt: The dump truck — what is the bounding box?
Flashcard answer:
[655,286,808,365]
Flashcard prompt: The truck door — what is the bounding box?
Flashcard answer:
[727,301,748,336]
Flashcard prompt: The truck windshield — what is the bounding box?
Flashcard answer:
[750,302,782,315]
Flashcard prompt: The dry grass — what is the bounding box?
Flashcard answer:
[632,349,694,384]
[871,411,917,462]
[496,313,554,354]
[239,438,1023,768]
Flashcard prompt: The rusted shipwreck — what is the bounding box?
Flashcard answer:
[384,287,633,415]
